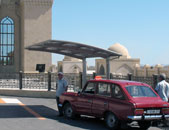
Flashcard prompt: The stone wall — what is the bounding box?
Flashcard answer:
[0,0,53,73]
[135,65,169,77]
[21,0,53,72]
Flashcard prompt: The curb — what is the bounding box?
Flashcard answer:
[0,89,56,98]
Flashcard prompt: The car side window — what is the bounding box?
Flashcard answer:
[83,82,95,94]
[112,84,125,99]
[97,83,111,97]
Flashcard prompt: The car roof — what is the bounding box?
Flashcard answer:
[88,79,148,87]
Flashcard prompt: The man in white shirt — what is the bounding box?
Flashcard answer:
[56,72,68,116]
[155,73,169,102]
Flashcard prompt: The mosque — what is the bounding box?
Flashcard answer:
[0,0,52,73]
[57,43,140,75]
[95,43,139,76]
[1,0,168,77]
[58,43,169,77]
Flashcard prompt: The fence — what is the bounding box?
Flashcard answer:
[110,73,155,88]
[0,73,19,89]
[0,72,168,91]
[94,73,169,89]
[0,72,92,92]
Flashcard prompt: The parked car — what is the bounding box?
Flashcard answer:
[59,79,169,129]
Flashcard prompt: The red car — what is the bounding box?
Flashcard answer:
[59,79,169,129]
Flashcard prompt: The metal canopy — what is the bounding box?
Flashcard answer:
[25,39,122,87]
[25,40,121,59]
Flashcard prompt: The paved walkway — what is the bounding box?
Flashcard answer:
[0,96,168,130]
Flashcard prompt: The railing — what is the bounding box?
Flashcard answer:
[0,73,19,89]
[22,73,48,90]
[109,73,158,89]
[51,73,82,92]
[0,72,168,91]
[0,72,92,92]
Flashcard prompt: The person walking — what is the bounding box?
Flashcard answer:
[56,72,68,116]
[155,73,169,102]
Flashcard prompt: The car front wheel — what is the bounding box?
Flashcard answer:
[63,103,74,118]
[105,112,119,130]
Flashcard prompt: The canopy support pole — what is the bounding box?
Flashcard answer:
[82,58,87,87]
[106,57,110,79]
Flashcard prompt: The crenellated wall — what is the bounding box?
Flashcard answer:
[134,64,169,77]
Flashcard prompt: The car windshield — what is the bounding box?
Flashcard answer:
[125,85,157,97]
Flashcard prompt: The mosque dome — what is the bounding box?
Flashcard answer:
[63,56,82,62]
[135,64,140,68]
[155,64,163,68]
[144,64,150,68]
[108,43,131,58]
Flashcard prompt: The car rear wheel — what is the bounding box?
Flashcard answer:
[138,121,151,130]
[63,103,74,118]
[105,112,119,130]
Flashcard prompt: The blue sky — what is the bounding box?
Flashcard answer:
[52,0,169,66]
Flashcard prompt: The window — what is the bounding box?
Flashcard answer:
[112,84,125,99]
[126,85,157,97]
[99,65,105,75]
[83,82,96,94]
[0,16,14,65]
[97,83,111,96]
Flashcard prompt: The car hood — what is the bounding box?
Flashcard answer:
[131,97,169,108]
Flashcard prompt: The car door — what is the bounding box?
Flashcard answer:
[92,82,111,117]
[75,82,96,115]
[109,84,132,119]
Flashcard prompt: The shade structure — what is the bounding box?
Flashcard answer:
[25,40,121,59]
[25,39,122,87]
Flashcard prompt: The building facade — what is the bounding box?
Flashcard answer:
[96,43,140,76]
[0,0,53,73]
[58,56,83,74]
[96,43,169,77]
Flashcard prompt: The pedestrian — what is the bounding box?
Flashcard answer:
[56,72,68,116]
[155,73,169,102]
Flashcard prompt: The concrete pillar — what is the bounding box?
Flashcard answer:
[82,58,86,87]
[106,58,110,79]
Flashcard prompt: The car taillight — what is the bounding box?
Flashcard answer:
[134,109,144,115]
[162,108,169,114]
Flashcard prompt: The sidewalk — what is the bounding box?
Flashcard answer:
[0,88,75,98]
[0,88,56,98]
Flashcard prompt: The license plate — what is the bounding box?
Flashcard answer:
[146,110,160,114]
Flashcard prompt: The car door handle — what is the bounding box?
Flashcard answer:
[88,100,92,103]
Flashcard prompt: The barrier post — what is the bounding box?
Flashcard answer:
[19,71,23,90]
[153,74,158,89]
[48,72,51,91]
[128,73,132,81]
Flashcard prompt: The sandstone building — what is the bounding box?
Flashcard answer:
[58,56,82,74]
[96,43,169,77]
[0,0,53,73]
[96,43,140,76]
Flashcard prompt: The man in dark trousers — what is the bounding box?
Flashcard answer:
[56,72,68,116]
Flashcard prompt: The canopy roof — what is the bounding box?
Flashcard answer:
[25,40,121,59]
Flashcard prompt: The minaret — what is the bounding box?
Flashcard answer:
[0,0,53,73]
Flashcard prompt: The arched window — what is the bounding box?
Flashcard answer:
[0,16,14,65]
[59,66,63,72]
[99,65,105,75]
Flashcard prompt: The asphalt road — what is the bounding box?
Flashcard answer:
[0,96,168,130]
